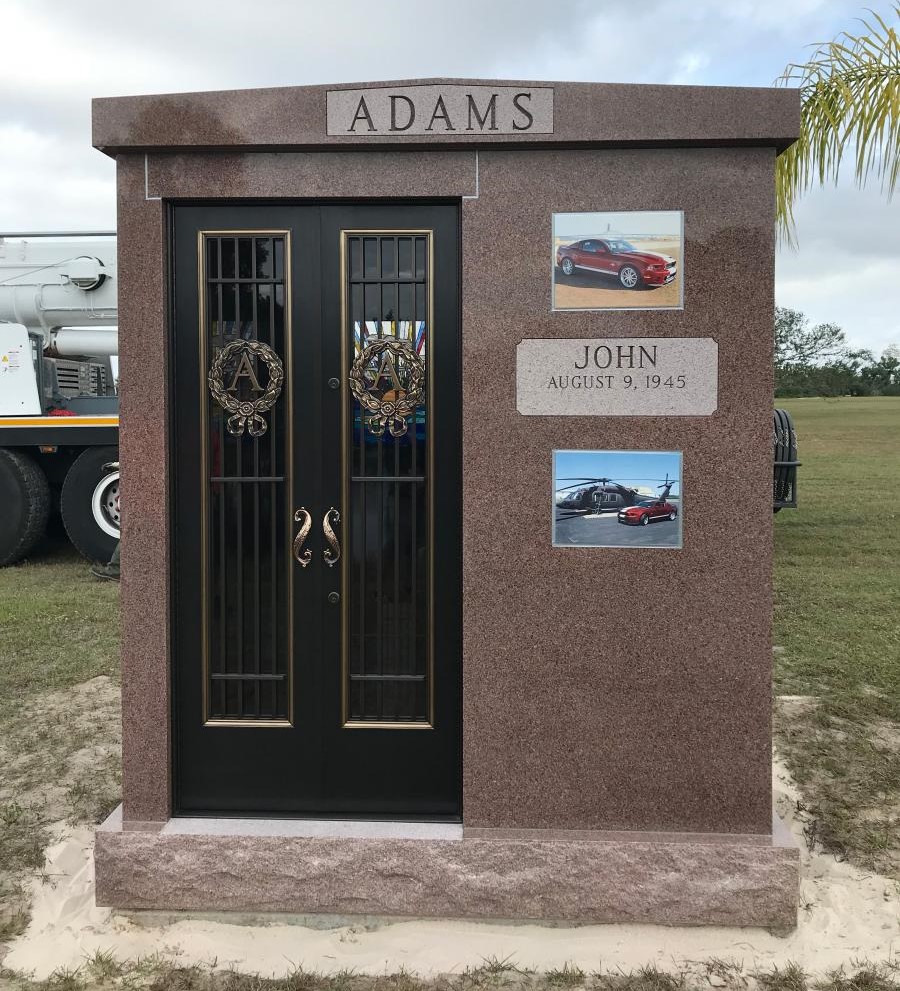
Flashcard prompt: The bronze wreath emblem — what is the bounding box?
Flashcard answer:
[349,339,425,438]
[208,339,284,437]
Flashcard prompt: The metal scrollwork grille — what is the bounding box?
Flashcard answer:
[203,232,291,723]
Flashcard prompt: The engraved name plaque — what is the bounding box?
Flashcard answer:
[327,85,554,136]
[516,338,718,416]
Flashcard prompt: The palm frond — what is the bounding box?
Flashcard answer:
[775,4,900,243]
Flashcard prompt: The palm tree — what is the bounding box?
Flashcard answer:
[776,5,900,241]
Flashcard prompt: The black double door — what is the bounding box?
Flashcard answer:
[171,204,461,817]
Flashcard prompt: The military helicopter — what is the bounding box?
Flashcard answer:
[554,474,678,514]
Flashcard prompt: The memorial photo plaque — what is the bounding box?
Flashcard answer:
[553,450,683,549]
[553,211,684,311]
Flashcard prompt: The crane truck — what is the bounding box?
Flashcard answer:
[0,231,800,568]
[0,233,119,566]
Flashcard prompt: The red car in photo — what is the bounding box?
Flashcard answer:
[556,238,677,289]
[618,499,678,526]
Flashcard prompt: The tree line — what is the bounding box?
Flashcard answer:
[776,306,900,397]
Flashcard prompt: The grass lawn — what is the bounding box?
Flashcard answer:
[3,957,900,991]
[0,399,899,989]
[774,397,900,871]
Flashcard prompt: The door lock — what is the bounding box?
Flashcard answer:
[327,591,340,605]
[328,377,340,390]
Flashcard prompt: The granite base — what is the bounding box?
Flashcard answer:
[94,807,798,930]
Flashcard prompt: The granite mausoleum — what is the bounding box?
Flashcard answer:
[91,78,800,928]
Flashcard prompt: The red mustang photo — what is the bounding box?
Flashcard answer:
[556,238,677,289]
[553,210,684,311]
[617,498,678,526]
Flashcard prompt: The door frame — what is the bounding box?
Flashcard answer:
[166,199,464,818]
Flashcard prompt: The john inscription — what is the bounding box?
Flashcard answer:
[517,338,718,416]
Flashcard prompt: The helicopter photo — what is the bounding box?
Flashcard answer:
[554,475,675,514]
[552,451,683,549]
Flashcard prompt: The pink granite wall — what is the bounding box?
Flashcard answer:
[460,147,775,834]
[116,144,775,835]
[116,155,171,823]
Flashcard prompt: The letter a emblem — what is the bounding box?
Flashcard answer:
[227,351,264,393]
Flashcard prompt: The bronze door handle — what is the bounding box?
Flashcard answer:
[323,507,341,567]
[292,507,312,567]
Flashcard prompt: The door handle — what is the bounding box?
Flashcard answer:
[323,507,341,567]
[292,507,312,568]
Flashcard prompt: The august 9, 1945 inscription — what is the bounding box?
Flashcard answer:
[516,338,718,416]
[326,85,554,136]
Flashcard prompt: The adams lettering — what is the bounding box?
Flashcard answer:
[326,85,554,137]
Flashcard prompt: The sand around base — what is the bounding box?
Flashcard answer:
[4,755,900,980]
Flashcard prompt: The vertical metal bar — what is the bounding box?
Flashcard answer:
[251,238,260,718]
[409,251,418,683]
[376,270,384,718]
[394,234,401,696]
[268,252,276,706]
[269,255,276,480]
[410,251,418,708]
[351,256,359,715]
[269,264,277,717]
[394,476,401,686]
[270,477,276,718]
[234,252,244,719]
[216,239,227,717]
[360,482,367,701]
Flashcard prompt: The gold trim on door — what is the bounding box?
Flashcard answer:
[198,229,294,729]
[339,229,435,730]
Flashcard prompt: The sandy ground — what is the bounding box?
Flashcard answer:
[5,751,900,981]
[553,239,683,310]
[0,675,121,937]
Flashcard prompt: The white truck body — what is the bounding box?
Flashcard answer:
[0,238,118,345]
[0,324,42,415]
[0,234,121,564]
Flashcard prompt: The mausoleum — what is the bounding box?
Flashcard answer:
[91,78,800,928]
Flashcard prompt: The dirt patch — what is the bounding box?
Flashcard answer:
[774,699,900,874]
[0,676,121,948]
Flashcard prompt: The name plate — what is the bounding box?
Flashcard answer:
[326,85,554,136]
[516,338,718,416]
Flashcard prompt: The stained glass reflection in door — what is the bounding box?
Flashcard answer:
[344,233,431,725]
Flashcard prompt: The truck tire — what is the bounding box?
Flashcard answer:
[0,448,51,566]
[61,446,120,563]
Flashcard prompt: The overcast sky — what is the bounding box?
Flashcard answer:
[554,212,682,239]
[2,0,896,354]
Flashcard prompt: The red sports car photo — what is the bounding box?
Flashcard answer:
[556,238,677,289]
[617,499,678,526]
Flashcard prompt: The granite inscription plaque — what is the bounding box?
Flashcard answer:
[517,338,718,416]
[326,85,554,135]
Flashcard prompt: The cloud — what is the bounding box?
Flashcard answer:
[1,0,896,349]
[0,124,115,231]
[777,182,900,354]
